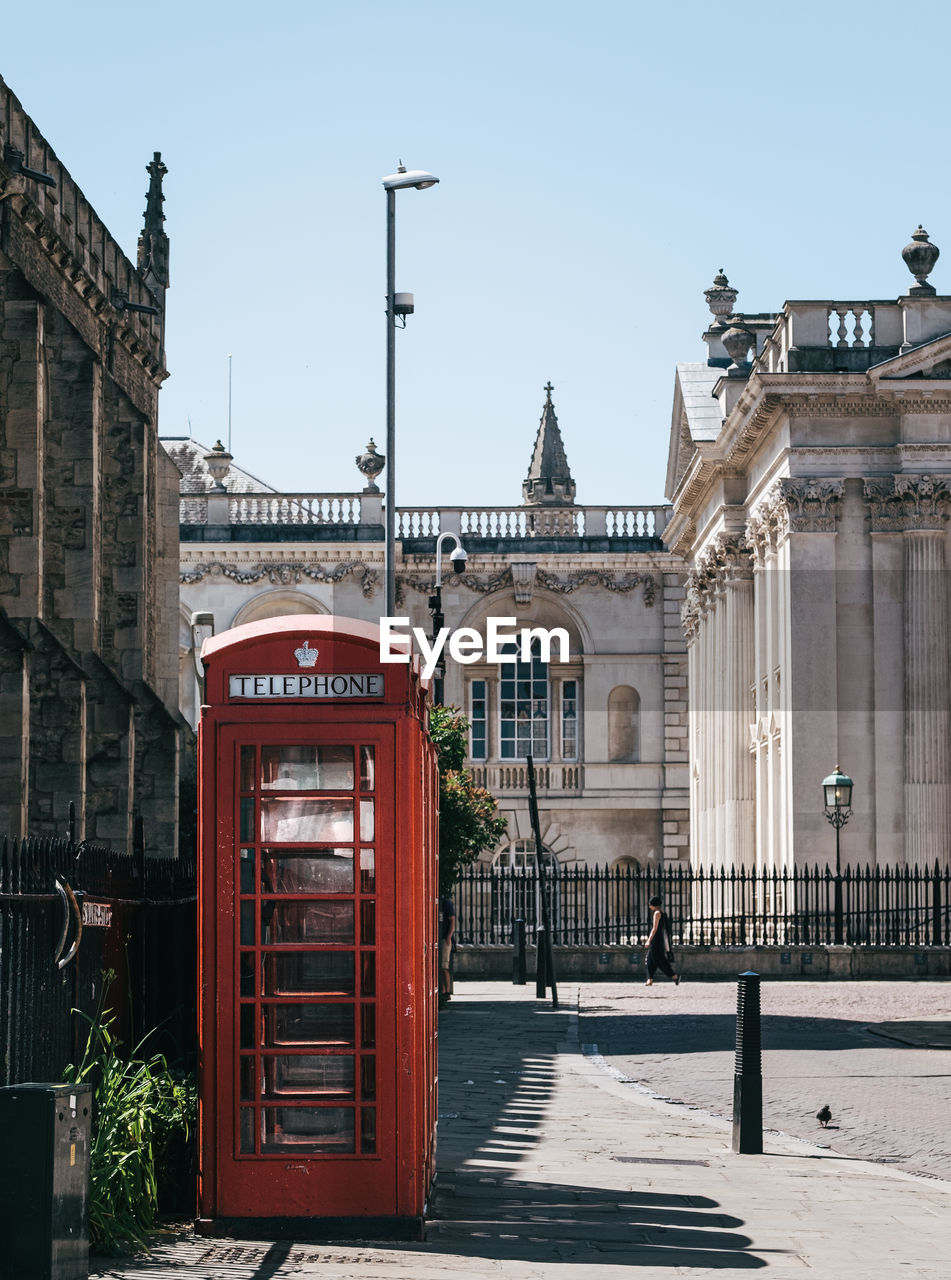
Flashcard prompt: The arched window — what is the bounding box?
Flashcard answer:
[492,838,557,873]
[608,685,640,762]
[231,591,327,627]
[490,840,558,939]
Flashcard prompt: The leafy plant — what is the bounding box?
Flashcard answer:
[64,989,196,1255]
[430,705,508,895]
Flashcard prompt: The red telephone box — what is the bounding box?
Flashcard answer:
[196,617,438,1238]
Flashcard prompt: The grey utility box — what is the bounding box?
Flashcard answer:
[0,1082,92,1280]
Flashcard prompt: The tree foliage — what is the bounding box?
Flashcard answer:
[430,705,507,895]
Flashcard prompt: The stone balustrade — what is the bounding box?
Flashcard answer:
[755,299,905,373]
[470,763,583,794]
[179,496,671,540]
[179,500,669,539]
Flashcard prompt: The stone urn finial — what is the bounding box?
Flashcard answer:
[704,268,738,329]
[204,439,232,492]
[722,323,754,374]
[902,225,940,296]
[355,438,386,493]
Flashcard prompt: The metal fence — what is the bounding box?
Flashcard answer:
[455,862,951,948]
[0,832,196,1087]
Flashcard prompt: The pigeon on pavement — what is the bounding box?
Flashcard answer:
[816,1105,832,1128]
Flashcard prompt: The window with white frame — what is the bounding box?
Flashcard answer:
[469,679,487,761]
[499,639,549,760]
[561,679,578,761]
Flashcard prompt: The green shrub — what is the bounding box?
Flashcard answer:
[64,1004,196,1254]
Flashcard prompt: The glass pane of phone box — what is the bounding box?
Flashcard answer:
[262,1107,355,1154]
[265,951,355,996]
[264,1054,355,1099]
[261,746,354,791]
[266,1003,354,1046]
[263,849,354,894]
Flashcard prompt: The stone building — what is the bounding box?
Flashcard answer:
[167,385,689,871]
[664,234,951,871]
[0,76,184,850]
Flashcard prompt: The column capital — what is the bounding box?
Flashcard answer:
[863,473,951,532]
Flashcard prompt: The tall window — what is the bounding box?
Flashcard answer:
[469,679,487,761]
[499,640,549,760]
[561,680,578,761]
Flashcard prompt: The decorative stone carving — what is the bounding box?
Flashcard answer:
[180,560,380,598]
[902,225,939,297]
[355,439,385,493]
[777,477,845,533]
[722,324,754,373]
[511,562,537,606]
[681,532,752,638]
[136,152,169,293]
[399,564,657,606]
[204,441,232,492]
[703,269,738,329]
[863,474,951,531]
[746,495,783,557]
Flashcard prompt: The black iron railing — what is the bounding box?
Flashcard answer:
[0,832,196,1086]
[454,862,951,948]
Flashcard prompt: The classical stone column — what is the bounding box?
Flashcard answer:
[721,536,756,872]
[866,476,951,865]
[682,570,704,867]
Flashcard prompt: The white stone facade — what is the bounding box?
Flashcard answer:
[666,241,951,870]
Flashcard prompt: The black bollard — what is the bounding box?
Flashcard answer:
[535,926,548,997]
[512,918,526,985]
[732,971,763,1154]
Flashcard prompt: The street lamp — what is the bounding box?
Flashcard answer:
[822,766,853,945]
[428,532,467,705]
[382,163,440,618]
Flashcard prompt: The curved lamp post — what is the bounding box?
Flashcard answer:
[381,164,439,618]
[822,766,853,944]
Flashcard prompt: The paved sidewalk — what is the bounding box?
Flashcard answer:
[92,982,951,1279]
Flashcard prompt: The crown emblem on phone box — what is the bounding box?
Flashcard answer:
[294,640,319,668]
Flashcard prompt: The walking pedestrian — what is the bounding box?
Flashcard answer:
[645,894,680,986]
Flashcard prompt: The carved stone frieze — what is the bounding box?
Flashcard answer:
[863,474,951,531]
[180,560,380,598]
[785,398,896,418]
[400,564,657,606]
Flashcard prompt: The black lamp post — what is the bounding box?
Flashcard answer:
[822,766,853,945]
[428,532,467,705]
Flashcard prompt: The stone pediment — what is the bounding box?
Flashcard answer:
[867,331,951,383]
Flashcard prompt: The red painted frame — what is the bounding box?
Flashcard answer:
[197,617,437,1234]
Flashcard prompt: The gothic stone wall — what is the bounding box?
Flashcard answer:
[0,119,182,850]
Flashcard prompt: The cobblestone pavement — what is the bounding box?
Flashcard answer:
[578,978,951,1182]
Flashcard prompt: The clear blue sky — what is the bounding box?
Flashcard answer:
[4,1,950,507]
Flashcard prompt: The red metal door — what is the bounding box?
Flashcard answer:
[213,723,396,1217]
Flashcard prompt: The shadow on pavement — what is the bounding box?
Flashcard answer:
[428,1171,765,1268]
[430,998,769,1269]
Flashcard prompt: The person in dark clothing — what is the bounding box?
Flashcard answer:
[645,894,680,986]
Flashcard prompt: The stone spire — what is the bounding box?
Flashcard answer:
[137,151,169,296]
[522,382,576,506]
